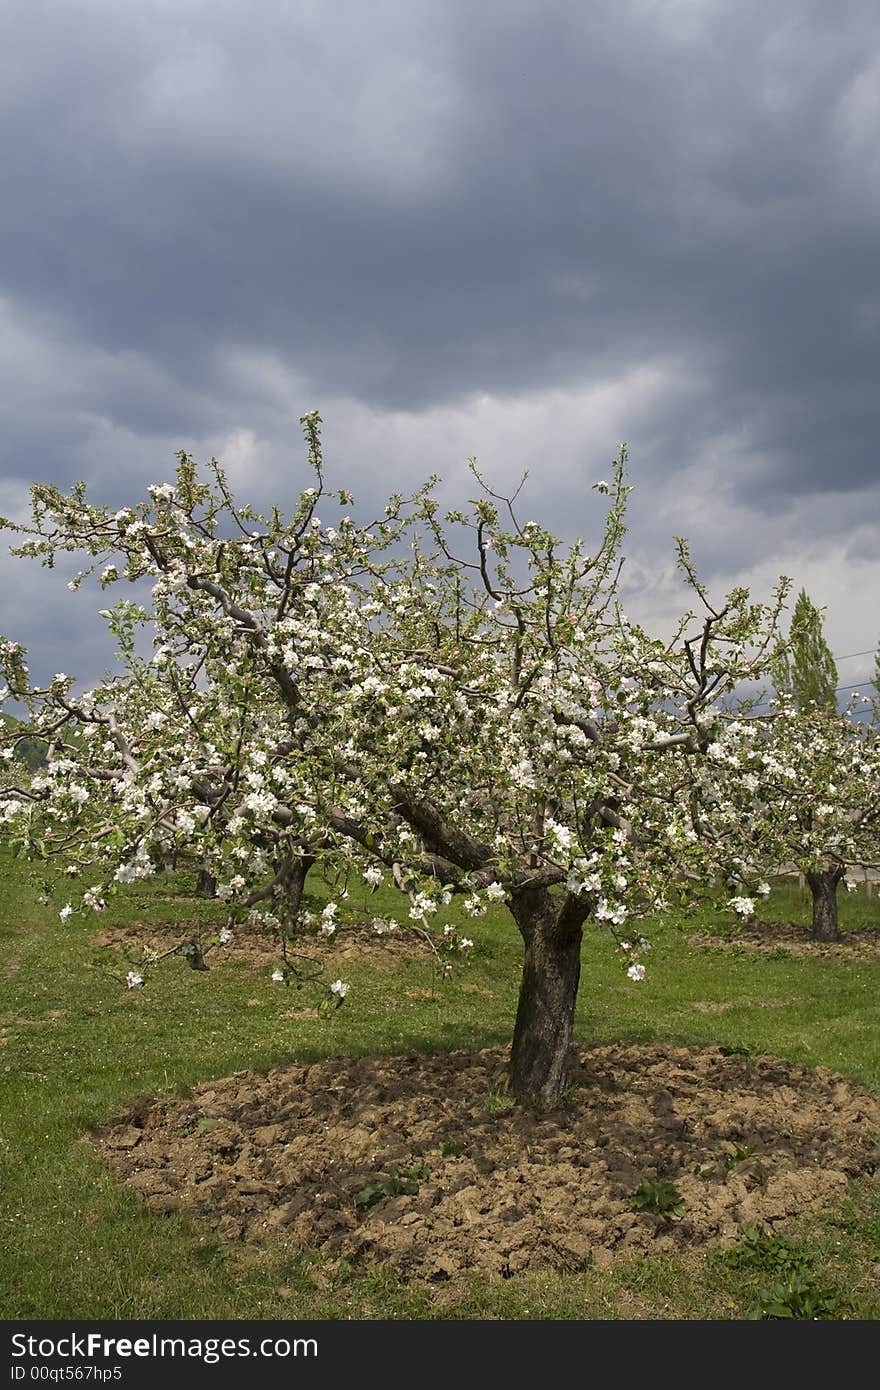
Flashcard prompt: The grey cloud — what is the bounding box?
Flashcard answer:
[1,0,880,678]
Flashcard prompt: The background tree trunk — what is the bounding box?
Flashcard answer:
[806,866,844,942]
[195,869,217,897]
[508,887,588,1107]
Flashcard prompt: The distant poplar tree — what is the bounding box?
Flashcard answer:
[771,589,838,713]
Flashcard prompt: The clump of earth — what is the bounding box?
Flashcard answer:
[688,920,880,959]
[91,1043,880,1281]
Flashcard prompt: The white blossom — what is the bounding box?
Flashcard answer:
[728,895,756,918]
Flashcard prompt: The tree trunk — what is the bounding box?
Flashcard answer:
[185,941,209,971]
[277,852,315,931]
[508,887,588,1107]
[196,869,217,897]
[806,866,843,942]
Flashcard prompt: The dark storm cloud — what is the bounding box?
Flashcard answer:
[1,0,879,682]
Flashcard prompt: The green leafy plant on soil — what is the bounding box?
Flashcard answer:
[482,1088,516,1115]
[353,1166,430,1210]
[629,1179,684,1219]
[176,1117,220,1138]
[438,1138,462,1157]
[724,1144,757,1170]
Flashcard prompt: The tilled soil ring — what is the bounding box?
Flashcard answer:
[688,920,880,959]
[92,920,422,970]
[91,1043,880,1281]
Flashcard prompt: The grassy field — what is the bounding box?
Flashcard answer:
[1,848,878,1321]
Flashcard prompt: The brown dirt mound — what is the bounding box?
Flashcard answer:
[688,920,880,958]
[92,920,421,969]
[91,1044,880,1281]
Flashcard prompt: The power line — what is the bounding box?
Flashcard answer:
[733,678,877,717]
[721,670,877,717]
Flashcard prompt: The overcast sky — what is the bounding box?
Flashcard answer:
[2,0,879,695]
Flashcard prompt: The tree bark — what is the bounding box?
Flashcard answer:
[508,886,589,1107]
[277,852,315,931]
[195,869,217,897]
[185,941,209,970]
[806,866,844,942]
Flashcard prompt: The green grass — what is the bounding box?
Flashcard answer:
[1,853,878,1320]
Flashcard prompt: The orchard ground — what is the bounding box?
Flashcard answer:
[1,850,879,1320]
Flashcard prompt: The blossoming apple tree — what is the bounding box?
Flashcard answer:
[0,414,790,1104]
[694,694,880,941]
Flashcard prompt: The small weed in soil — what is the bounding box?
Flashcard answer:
[722,1144,770,1188]
[630,1179,684,1219]
[724,1144,757,1171]
[177,1117,220,1138]
[353,1166,430,1210]
[438,1138,462,1157]
[482,1088,515,1115]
